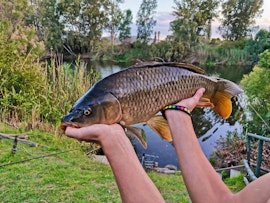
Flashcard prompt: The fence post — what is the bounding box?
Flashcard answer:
[246,135,251,164]
[255,140,264,177]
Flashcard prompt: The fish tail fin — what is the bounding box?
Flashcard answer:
[146,115,172,142]
[211,79,243,119]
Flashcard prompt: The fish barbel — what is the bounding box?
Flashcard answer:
[61,62,243,147]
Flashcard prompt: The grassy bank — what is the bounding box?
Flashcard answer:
[0,124,191,202]
[0,123,247,202]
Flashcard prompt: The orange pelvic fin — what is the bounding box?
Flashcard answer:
[146,115,172,142]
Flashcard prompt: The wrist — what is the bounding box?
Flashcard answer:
[165,108,192,124]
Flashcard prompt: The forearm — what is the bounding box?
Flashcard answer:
[101,132,165,203]
[166,111,233,203]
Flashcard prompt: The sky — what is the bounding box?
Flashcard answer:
[119,0,270,39]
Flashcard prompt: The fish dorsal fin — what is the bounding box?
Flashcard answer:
[122,125,147,148]
[173,63,205,74]
[132,62,205,75]
[146,115,172,142]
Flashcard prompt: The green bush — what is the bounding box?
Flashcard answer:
[241,49,270,135]
[244,29,270,63]
[0,21,100,128]
[0,21,46,122]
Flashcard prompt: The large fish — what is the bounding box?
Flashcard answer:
[61,62,243,147]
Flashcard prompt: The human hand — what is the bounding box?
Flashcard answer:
[175,88,213,112]
[65,123,125,144]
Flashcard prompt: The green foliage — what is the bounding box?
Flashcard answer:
[244,29,270,63]
[151,40,174,61]
[224,174,246,193]
[171,0,219,44]
[39,60,100,124]
[136,0,157,43]
[241,50,270,135]
[106,0,124,53]
[0,0,33,26]
[219,0,263,40]
[35,0,65,51]
[0,20,46,122]
[0,18,100,126]
[112,40,152,62]
[60,0,109,54]
[195,43,250,66]
[258,49,270,69]
[221,170,229,179]
[119,9,133,42]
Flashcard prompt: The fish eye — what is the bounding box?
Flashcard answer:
[83,109,92,116]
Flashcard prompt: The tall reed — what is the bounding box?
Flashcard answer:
[195,45,250,66]
[0,55,100,131]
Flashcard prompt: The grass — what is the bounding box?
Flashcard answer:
[0,123,246,202]
[0,124,191,202]
[224,174,246,193]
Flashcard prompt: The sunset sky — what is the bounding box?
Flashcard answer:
[120,0,270,39]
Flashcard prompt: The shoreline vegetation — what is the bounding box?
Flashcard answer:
[40,39,255,67]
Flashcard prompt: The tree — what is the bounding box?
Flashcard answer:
[107,0,124,53]
[219,0,263,41]
[241,50,270,135]
[36,0,65,52]
[60,0,109,54]
[245,29,270,63]
[170,0,219,45]
[136,0,157,43]
[119,9,133,43]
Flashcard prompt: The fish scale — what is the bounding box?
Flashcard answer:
[104,65,211,125]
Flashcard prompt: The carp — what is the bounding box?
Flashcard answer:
[61,62,243,147]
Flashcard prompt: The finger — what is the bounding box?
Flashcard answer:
[193,88,205,100]
[65,127,85,140]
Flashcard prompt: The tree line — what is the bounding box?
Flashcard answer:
[0,0,266,61]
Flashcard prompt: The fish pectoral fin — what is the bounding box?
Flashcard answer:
[212,91,232,119]
[146,115,172,142]
[123,125,147,149]
[196,97,215,108]
[211,78,243,119]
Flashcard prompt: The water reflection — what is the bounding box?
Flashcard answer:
[87,61,249,168]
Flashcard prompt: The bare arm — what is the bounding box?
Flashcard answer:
[65,88,270,203]
[65,125,165,203]
[165,88,270,203]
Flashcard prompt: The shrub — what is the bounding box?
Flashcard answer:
[0,21,100,129]
[241,49,270,135]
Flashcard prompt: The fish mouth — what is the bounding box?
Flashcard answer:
[60,122,81,132]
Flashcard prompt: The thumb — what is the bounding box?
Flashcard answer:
[194,88,205,101]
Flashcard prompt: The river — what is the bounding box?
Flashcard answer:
[90,61,252,168]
